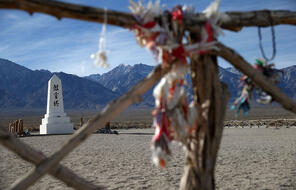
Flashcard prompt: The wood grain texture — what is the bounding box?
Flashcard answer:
[0,127,103,190]
[9,65,170,190]
[214,42,296,114]
[0,0,135,28]
[180,54,229,190]
[0,1,295,190]
[0,0,295,31]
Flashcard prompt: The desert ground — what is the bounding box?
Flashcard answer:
[0,107,296,189]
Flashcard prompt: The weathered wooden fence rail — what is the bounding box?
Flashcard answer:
[0,0,296,190]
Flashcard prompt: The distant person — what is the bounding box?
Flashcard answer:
[230,58,283,116]
[231,85,251,117]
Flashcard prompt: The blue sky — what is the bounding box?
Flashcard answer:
[0,0,295,76]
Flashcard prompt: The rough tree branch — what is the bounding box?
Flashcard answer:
[9,65,171,190]
[0,0,296,31]
[185,10,296,31]
[0,0,135,28]
[217,10,296,31]
[0,127,102,190]
[214,42,296,114]
[180,53,229,190]
[1,1,296,190]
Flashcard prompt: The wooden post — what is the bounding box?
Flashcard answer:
[15,120,19,134]
[180,52,229,190]
[19,119,24,135]
[10,123,14,133]
[11,122,13,133]
[8,123,12,133]
[13,121,16,133]
[105,122,110,130]
[80,117,84,128]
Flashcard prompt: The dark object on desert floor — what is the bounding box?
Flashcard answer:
[96,122,118,134]
[96,128,118,135]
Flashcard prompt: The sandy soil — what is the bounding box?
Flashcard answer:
[1,128,296,190]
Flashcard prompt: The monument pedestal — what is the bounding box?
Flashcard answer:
[40,112,73,134]
[40,74,74,135]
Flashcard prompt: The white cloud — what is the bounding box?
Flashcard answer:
[0,0,295,76]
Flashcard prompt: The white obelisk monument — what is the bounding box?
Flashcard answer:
[40,74,74,134]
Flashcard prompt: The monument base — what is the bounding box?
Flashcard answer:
[40,113,74,135]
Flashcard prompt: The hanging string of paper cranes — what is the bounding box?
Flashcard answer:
[91,8,109,68]
[129,0,224,168]
[90,0,282,168]
[129,0,224,66]
[230,58,283,117]
[231,19,281,117]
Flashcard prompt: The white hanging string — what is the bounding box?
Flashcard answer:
[90,8,109,68]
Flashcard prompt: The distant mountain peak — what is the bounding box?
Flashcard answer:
[0,58,30,70]
[1,58,296,109]
[225,67,241,75]
[118,63,131,67]
[0,58,32,76]
[0,58,118,109]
